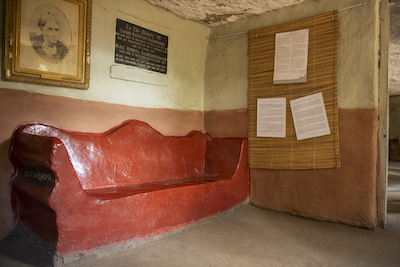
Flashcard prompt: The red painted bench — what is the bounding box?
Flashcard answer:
[9,120,249,257]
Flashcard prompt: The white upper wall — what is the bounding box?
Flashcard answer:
[204,0,382,111]
[0,0,384,111]
[0,0,210,111]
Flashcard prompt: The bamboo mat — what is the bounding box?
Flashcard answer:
[248,11,340,170]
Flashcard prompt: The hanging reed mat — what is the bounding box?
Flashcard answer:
[248,10,340,170]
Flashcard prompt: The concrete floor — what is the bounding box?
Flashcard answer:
[1,203,400,267]
[1,163,400,267]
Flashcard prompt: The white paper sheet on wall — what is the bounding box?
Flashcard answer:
[273,28,309,84]
[257,98,286,138]
[290,92,331,141]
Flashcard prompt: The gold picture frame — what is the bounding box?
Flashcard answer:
[2,0,92,89]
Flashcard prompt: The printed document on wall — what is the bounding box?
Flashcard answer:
[273,28,309,84]
[257,98,286,138]
[290,92,331,140]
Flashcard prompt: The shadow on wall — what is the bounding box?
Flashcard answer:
[0,139,14,240]
[0,136,56,266]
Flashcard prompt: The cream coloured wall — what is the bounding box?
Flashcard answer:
[0,0,210,110]
[204,0,381,111]
[0,0,388,239]
[203,0,389,228]
[0,0,210,240]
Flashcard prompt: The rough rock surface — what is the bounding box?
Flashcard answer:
[390,2,400,96]
[145,1,400,95]
[145,0,306,27]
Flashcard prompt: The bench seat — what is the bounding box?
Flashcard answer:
[85,175,221,200]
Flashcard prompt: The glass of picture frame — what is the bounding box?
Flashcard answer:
[2,0,92,89]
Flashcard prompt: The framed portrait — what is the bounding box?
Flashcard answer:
[2,0,92,89]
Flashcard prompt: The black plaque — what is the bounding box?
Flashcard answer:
[115,19,168,74]
[23,170,55,189]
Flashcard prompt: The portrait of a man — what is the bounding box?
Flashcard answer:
[29,5,71,64]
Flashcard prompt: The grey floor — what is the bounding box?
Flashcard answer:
[1,167,400,267]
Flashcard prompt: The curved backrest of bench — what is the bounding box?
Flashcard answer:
[11,120,210,190]
[204,138,244,179]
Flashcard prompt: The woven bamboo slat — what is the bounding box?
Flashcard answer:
[248,10,340,170]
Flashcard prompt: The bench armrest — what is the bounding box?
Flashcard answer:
[10,126,88,208]
[204,138,245,179]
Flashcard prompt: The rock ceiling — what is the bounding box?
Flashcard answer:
[145,0,306,27]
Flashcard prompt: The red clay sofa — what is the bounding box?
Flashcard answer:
[9,120,249,257]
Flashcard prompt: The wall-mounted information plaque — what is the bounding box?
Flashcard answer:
[248,11,340,170]
[115,19,168,74]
